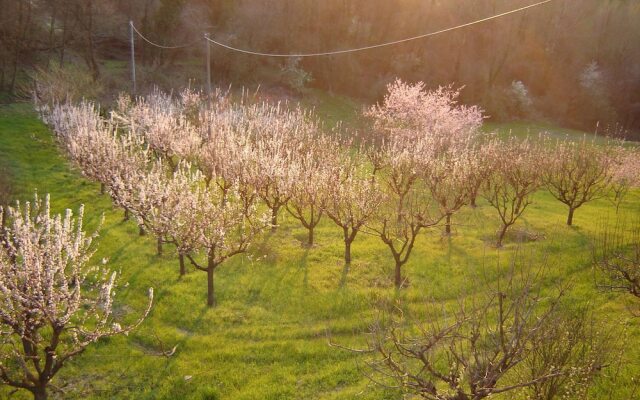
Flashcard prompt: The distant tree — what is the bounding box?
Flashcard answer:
[0,194,153,400]
[112,91,202,170]
[249,104,319,231]
[422,149,473,235]
[543,138,616,226]
[482,138,543,247]
[607,147,640,213]
[366,79,483,150]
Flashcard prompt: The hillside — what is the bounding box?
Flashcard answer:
[0,99,638,399]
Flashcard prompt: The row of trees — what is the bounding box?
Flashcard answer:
[38,80,640,306]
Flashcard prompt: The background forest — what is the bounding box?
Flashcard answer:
[1,0,640,136]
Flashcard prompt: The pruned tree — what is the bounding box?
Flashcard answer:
[248,103,319,231]
[173,178,269,307]
[607,147,640,213]
[422,148,473,235]
[366,79,483,236]
[0,194,153,400]
[286,147,335,247]
[163,164,207,277]
[543,138,616,226]
[482,138,543,247]
[594,218,640,315]
[366,138,443,288]
[353,262,612,400]
[124,160,178,256]
[324,162,383,267]
[464,142,493,208]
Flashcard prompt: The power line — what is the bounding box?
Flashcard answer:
[202,0,554,58]
[130,23,197,49]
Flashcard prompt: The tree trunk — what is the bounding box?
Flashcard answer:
[139,226,146,236]
[394,260,403,289]
[32,386,48,400]
[567,207,575,226]
[179,254,185,277]
[271,206,279,232]
[307,226,314,247]
[100,182,105,195]
[445,213,452,235]
[206,250,217,307]
[470,191,478,208]
[123,208,130,221]
[344,238,352,265]
[157,237,163,255]
[496,223,509,248]
[207,267,215,307]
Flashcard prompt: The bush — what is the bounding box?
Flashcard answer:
[31,64,103,106]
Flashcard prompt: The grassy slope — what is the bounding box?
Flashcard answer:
[0,102,639,399]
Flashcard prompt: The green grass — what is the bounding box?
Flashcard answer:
[0,102,639,399]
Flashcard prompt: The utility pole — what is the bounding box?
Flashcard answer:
[129,20,136,95]
[204,32,212,96]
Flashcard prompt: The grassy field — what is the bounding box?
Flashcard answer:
[0,101,639,399]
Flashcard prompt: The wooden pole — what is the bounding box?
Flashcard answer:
[205,32,212,96]
[129,20,136,95]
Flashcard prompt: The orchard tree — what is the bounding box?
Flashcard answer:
[366,138,443,288]
[47,101,116,195]
[422,149,474,235]
[248,104,320,231]
[366,79,483,149]
[324,162,383,267]
[543,138,616,226]
[124,160,181,256]
[112,91,202,170]
[172,177,270,307]
[482,138,543,247]
[464,143,493,208]
[366,79,483,236]
[607,147,640,213]
[285,129,345,246]
[0,194,152,400]
[163,165,208,277]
